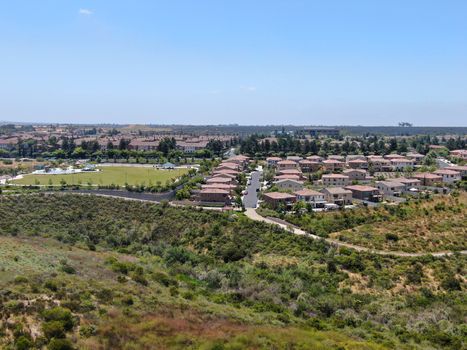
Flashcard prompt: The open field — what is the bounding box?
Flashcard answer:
[10,166,189,186]
[329,193,467,253]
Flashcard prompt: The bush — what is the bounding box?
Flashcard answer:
[47,338,74,350]
[385,232,399,241]
[42,307,74,331]
[42,321,66,339]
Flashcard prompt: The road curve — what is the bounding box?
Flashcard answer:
[2,191,465,258]
[244,208,467,258]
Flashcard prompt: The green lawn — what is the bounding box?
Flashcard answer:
[11,166,189,186]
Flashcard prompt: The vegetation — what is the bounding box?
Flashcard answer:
[10,166,189,187]
[0,194,465,349]
[258,193,466,253]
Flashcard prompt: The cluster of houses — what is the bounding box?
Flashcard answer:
[197,155,249,204]
[0,125,236,154]
[262,153,466,210]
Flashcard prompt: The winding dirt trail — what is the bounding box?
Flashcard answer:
[244,208,467,258]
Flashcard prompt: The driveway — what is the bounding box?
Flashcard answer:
[243,170,261,208]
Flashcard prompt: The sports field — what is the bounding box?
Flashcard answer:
[11,166,189,186]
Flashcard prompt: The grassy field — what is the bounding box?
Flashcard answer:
[10,166,189,186]
[329,193,467,253]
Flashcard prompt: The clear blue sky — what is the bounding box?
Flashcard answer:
[1,0,466,126]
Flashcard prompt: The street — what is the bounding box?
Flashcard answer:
[242,170,262,208]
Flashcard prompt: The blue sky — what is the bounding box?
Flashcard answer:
[0,0,466,126]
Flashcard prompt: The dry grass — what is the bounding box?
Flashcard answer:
[330,194,466,253]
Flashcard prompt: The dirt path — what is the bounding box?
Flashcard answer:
[244,208,467,258]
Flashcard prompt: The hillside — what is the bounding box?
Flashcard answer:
[0,194,465,349]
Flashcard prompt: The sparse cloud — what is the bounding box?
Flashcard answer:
[79,8,93,16]
[241,85,257,92]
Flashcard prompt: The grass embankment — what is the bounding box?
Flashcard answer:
[10,166,189,186]
[329,194,466,253]
[0,195,465,349]
[259,193,466,253]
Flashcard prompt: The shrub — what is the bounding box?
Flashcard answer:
[47,338,74,350]
[42,307,74,331]
[385,232,399,241]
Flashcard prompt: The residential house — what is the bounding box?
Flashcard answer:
[286,155,303,162]
[266,157,282,167]
[321,187,353,206]
[262,192,296,209]
[413,173,443,186]
[368,157,392,172]
[328,155,345,162]
[449,165,467,178]
[199,189,230,204]
[277,160,299,171]
[322,159,345,172]
[345,185,382,202]
[274,179,304,191]
[306,155,323,162]
[322,174,350,187]
[277,169,303,178]
[375,181,405,197]
[274,174,301,181]
[347,159,368,169]
[395,177,421,191]
[206,177,236,185]
[433,169,461,183]
[294,189,326,208]
[391,158,415,171]
[201,184,236,193]
[406,152,425,164]
[450,149,467,160]
[343,169,367,181]
[298,160,321,173]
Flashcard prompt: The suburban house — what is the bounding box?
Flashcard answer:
[413,173,443,186]
[299,159,321,173]
[343,169,367,181]
[449,165,467,178]
[294,189,326,208]
[212,173,237,180]
[213,169,238,176]
[262,192,296,209]
[199,188,231,204]
[266,157,282,167]
[345,185,382,202]
[384,154,405,160]
[450,149,467,160]
[376,181,405,196]
[328,155,345,162]
[206,177,237,185]
[322,159,345,172]
[406,152,425,164]
[286,155,303,162]
[396,177,421,191]
[217,162,241,170]
[368,157,392,171]
[433,169,461,183]
[306,155,323,162]
[274,179,304,191]
[278,168,303,177]
[201,184,236,192]
[274,174,301,181]
[321,187,352,206]
[277,160,299,171]
[322,174,350,187]
[347,159,368,169]
[391,158,415,171]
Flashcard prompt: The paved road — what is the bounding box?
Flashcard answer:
[244,208,467,258]
[243,171,261,208]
